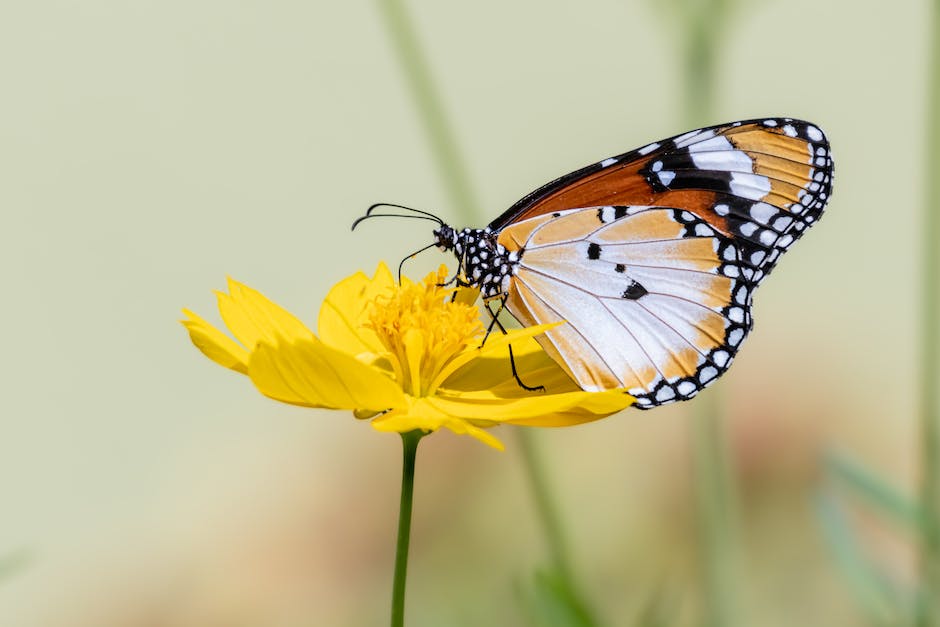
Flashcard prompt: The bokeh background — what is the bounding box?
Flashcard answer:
[0,1,927,625]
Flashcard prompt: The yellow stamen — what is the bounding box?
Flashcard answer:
[366,266,484,397]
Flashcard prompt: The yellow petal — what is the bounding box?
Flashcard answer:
[475,321,563,357]
[181,309,249,374]
[402,328,425,396]
[248,335,406,411]
[371,401,505,450]
[440,335,581,396]
[427,322,562,393]
[424,388,634,424]
[217,278,312,350]
[453,285,480,307]
[318,263,394,354]
[441,420,505,450]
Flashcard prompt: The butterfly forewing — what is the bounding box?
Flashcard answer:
[490,118,833,283]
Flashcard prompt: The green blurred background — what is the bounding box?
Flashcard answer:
[0,1,926,625]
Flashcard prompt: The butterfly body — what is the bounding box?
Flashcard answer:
[432,118,833,409]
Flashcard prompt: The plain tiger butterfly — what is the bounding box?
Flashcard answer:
[358,118,833,409]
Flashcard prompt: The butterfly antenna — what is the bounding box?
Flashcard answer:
[397,242,438,283]
[351,203,445,231]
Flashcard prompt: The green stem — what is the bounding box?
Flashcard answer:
[675,4,740,626]
[919,1,940,625]
[517,429,597,626]
[517,430,574,579]
[374,0,482,225]
[391,430,424,627]
[691,393,738,627]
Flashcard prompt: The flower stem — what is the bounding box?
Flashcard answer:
[672,2,741,625]
[391,429,424,627]
[517,430,572,578]
[919,1,940,624]
[691,393,738,627]
[517,429,598,625]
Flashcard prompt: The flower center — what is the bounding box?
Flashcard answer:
[367,266,483,396]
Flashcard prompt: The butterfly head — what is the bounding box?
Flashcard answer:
[432,224,519,298]
[432,224,459,252]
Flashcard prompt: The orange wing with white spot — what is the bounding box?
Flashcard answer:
[498,206,752,408]
[491,118,833,287]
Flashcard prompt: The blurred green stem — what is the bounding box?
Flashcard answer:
[374,0,481,225]
[691,394,738,627]
[518,430,597,626]
[518,432,573,579]
[919,1,940,625]
[673,2,740,626]
[391,430,424,627]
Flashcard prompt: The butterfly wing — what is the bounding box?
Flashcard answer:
[498,205,752,408]
[491,118,833,286]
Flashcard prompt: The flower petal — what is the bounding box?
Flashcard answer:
[425,388,634,425]
[317,263,394,354]
[371,400,505,450]
[217,278,312,350]
[441,420,505,450]
[248,335,406,411]
[441,335,581,396]
[181,309,249,374]
[402,328,425,396]
[427,322,562,393]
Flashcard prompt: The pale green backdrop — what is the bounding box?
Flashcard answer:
[0,1,924,625]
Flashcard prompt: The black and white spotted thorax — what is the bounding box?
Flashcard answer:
[433,225,521,298]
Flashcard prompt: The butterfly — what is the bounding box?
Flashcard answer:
[358,118,833,409]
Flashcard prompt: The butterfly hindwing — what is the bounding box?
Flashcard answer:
[499,206,753,408]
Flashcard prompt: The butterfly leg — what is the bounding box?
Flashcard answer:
[481,297,545,393]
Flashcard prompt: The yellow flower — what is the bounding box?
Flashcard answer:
[182,263,634,449]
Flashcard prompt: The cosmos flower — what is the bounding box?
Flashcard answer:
[182,263,634,449]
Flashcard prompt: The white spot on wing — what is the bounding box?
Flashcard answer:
[712,350,729,367]
[658,170,676,186]
[748,202,776,224]
[806,125,824,141]
[699,366,718,383]
[688,138,753,172]
[655,386,676,402]
[600,157,618,167]
[638,142,660,155]
[674,129,716,148]
[730,172,771,200]
[759,229,777,246]
[740,222,758,236]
